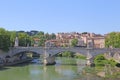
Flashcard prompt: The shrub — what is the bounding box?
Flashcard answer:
[61,51,74,57]
[75,54,86,59]
[94,54,105,66]
[94,54,117,67]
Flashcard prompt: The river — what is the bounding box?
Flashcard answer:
[0,57,104,80]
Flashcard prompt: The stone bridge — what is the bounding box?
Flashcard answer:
[9,47,120,65]
[8,47,120,57]
[7,37,120,65]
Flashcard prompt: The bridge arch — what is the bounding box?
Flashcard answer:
[8,47,45,56]
[46,47,88,57]
[13,50,42,57]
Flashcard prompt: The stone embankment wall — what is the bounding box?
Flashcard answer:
[104,52,120,63]
[0,50,8,58]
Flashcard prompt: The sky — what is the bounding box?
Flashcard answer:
[0,0,120,34]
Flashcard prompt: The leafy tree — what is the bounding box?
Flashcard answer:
[82,32,88,34]
[0,28,56,49]
[71,38,78,47]
[29,36,34,46]
[50,33,56,39]
[0,28,10,51]
[105,32,120,48]
[36,31,44,36]
[94,54,106,66]
[33,32,56,47]
[18,33,31,46]
[9,31,16,47]
[45,33,50,40]
[38,37,46,46]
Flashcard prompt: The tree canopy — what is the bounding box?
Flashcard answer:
[105,32,120,48]
[71,38,78,47]
[0,28,10,51]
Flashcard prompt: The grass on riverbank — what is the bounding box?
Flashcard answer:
[74,54,86,59]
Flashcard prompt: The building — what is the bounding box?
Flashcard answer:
[93,37,105,48]
[50,32,105,48]
[45,39,58,47]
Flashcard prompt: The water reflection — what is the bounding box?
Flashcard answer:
[29,57,86,80]
[0,57,107,80]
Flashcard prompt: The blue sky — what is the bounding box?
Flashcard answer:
[0,0,120,34]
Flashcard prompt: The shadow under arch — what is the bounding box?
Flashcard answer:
[13,50,43,58]
[52,50,87,57]
[53,51,87,66]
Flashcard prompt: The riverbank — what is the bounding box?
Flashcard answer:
[4,58,33,66]
[83,54,120,79]
[83,66,120,79]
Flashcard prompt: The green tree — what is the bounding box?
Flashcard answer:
[33,31,56,47]
[36,31,44,36]
[71,38,78,47]
[29,36,34,46]
[18,33,31,46]
[9,31,16,47]
[94,54,106,66]
[38,37,46,46]
[45,33,50,40]
[34,31,46,46]
[105,32,120,48]
[0,28,10,51]
[50,33,56,39]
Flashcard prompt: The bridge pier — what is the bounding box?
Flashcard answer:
[43,56,56,65]
[86,58,91,66]
[86,57,94,66]
[43,58,47,65]
[86,49,94,66]
[43,41,56,65]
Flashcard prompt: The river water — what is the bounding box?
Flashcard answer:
[0,57,103,80]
